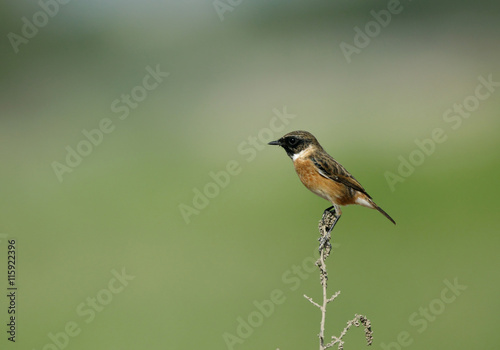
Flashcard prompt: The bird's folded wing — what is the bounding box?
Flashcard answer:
[311,155,372,199]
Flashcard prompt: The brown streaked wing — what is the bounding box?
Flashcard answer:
[311,153,372,199]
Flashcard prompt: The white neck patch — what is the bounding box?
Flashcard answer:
[291,147,310,161]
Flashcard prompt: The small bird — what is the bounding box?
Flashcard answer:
[268,130,395,232]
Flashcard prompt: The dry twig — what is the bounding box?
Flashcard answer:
[303,209,373,350]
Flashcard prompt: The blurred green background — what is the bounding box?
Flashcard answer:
[1,1,499,349]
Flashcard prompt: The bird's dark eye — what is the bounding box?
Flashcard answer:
[288,137,298,146]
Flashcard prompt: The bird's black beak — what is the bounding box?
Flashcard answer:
[268,140,281,146]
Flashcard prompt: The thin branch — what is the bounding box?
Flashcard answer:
[326,291,341,304]
[317,209,336,350]
[303,294,321,309]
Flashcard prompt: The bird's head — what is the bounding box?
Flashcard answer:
[268,130,321,159]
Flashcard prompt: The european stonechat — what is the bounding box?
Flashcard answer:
[268,130,395,232]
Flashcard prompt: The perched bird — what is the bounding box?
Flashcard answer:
[268,130,395,233]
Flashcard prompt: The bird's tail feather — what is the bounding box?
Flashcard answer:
[355,194,396,225]
[374,204,396,225]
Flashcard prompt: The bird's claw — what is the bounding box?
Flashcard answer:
[318,234,332,252]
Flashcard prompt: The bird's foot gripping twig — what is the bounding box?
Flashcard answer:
[318,235,332,254]
[318,207,340,254]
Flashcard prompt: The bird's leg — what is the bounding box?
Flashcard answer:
[326,212,341,235]
[318,205,341,252]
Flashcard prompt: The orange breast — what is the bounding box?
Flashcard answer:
[293,157,356,206]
